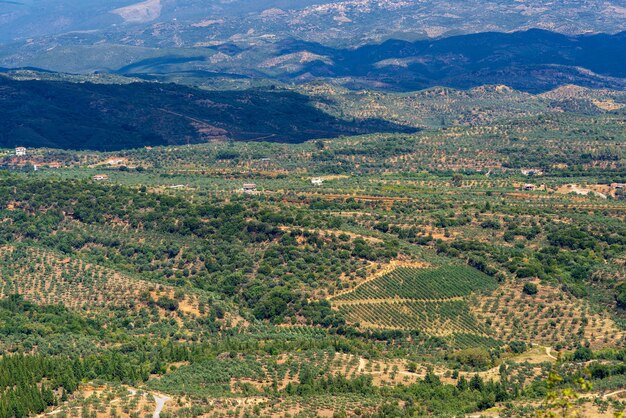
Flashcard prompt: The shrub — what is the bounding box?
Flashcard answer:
[156,297,179,311]
[523,283,538,296]
[573,346,593,362]
[509,341,527,354]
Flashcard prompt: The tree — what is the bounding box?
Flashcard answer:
[616,283,626,309]
[572,346,592,362]
[509,341,527,354]
[523,282,538,295]
[407,362,418,373]
[536,368,591,418]
[455,348,491,368]
[469,374,484,391]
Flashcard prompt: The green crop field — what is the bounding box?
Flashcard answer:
[337,299,487,335]
[332,265,498,302]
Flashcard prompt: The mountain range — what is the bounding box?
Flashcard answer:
[2,29,625,93]
[2,0,625,47]
[1,1,625,92]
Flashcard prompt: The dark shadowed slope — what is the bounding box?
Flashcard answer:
[0,76,416,151]
[104,30,626,93]
[265,30,626,92]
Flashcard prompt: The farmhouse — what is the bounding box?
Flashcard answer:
[522,184,537,191]
[311,177,324,186]
[243,183,257,194]
[15,147,26,156]
[92,174,109,181]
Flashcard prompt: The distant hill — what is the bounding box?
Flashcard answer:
[0,75,415,151]
[297,83,626,129]
[2,30,625,93]
[2,68,625,151]
[214,30,625,93]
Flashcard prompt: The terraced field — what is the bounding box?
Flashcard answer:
[473,281,626,349]
[333,265,497,302]
[0,245,145,310]
[331,265,497,335]
[0,245,204,317]
[338,300,487,335]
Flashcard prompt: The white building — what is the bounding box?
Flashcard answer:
[15,147,26,156]
[311,178,324,186]
[92,174,109,181]
[521,168,543,177]
[243,184,257,194]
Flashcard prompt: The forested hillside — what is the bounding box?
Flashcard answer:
[0,75,413,150]
[3,69,626,151]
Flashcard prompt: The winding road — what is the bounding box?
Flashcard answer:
[128,388,171,418]
[603,389,626,399]
[544,346,558,360]
[152,393,171,418]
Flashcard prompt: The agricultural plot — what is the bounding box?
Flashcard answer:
[0,245,207,319]
[43,385,161,418]
[0,245,147,311]
[148,349,344,397]
[331,265,497,335]
[472,281,626,349]
[338,300,487,335]
[199,393,383,418]
[332,265,497,302]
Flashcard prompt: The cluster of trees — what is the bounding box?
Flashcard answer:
[434,214,626,305]
[278,364,524,416]
[0,293,217,417]
[0,174,397,323]
[0,346,196,418]
[285,369,374,396]
[0,355,61,418]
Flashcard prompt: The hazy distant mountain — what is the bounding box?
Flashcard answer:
[1,1,625,93]
[1,0,625,47]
